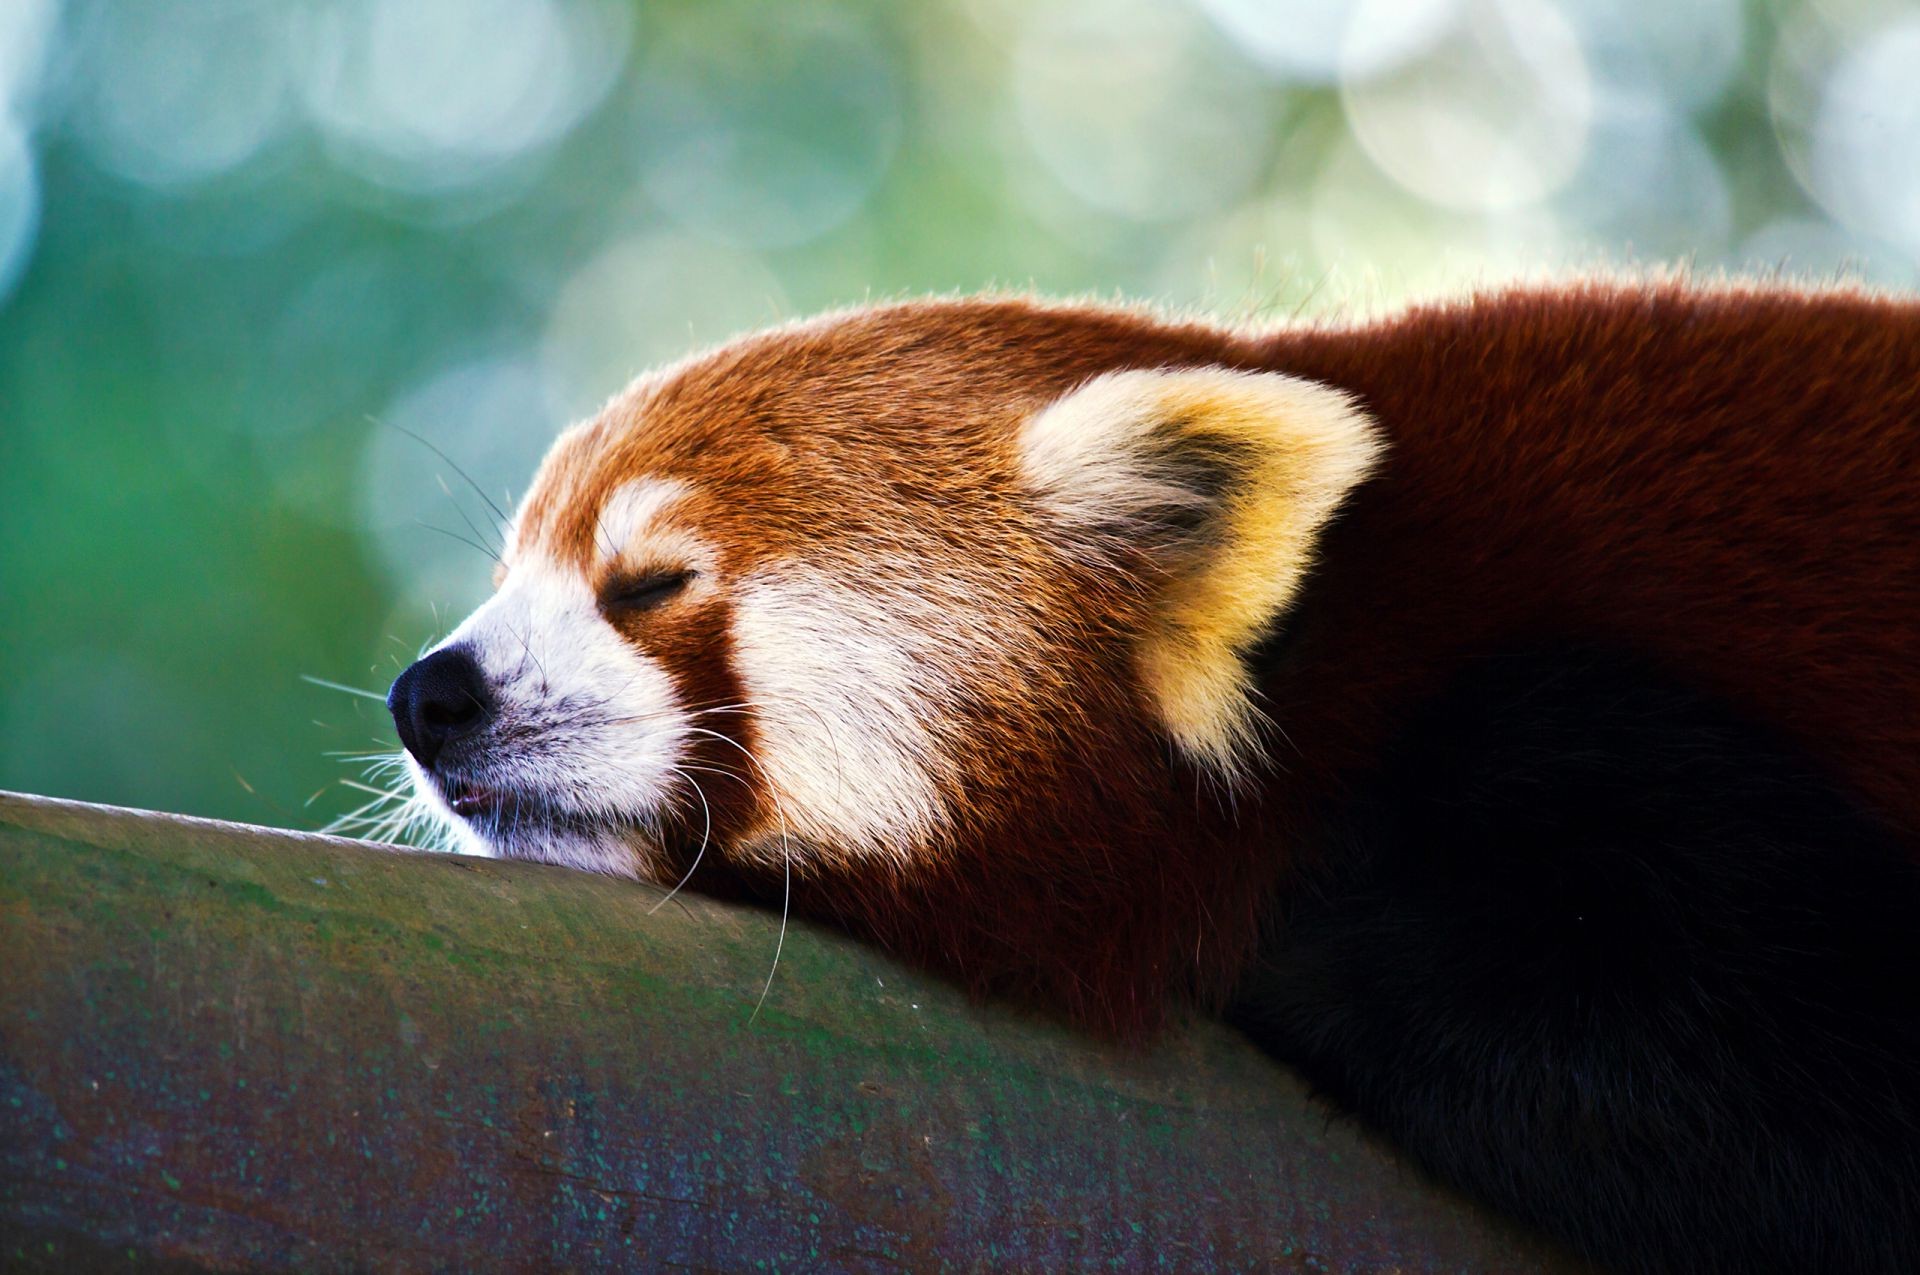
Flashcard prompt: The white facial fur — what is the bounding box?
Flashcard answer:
[404,557,687,876]
[729,565,960,866]
[594,478,688,565]
[397,466,974,877]
[400,478,708,876]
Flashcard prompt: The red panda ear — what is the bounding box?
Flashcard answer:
[1020,368,1382,777]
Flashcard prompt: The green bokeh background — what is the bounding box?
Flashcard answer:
[1,0,1915,830]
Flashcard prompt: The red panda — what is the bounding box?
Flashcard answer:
[385,278,1920,1274]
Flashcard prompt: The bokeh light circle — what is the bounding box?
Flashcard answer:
[300,0,630,196]
[0,115,39,306]
[1554,101,1730,260]
[1342,0,1593,212]
[1558,0,1744,111]
[0,0,60,118]
[541,233,788,423]
[70,2,294,188]
[1013,0,1274,223]
[1809,16,1920,261]
[1188,0,1464,84]
[360,354,561,610]
[632,7,900,249]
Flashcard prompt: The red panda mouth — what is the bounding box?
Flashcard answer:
[438,777,520,822]
[434,775,612,842]
[432,772,658,872]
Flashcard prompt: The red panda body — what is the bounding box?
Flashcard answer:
[386,280,1920,1273]
[1273,286,1920,840]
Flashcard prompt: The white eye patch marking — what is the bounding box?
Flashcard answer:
[730,566,960,864]
[595,478,688,566]
[413,557,688,877]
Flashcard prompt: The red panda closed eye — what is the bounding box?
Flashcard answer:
[384,278,1920,1275]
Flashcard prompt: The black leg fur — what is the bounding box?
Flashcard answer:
[1228,647,1920,1274]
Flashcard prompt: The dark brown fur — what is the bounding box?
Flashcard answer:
[509,280,1919,1042]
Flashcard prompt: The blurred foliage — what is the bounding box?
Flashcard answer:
[0,0,1915,826]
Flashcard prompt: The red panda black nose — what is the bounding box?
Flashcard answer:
[388,645,493,770]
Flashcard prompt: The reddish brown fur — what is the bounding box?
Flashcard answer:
[607,597,763,855]
[517,279,1920,1038]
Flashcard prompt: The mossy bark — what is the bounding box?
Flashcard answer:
[0,790,1578,1272]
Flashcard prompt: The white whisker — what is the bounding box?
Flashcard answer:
[649,766,713,915]
[750,801,793,1027]
[339,778,410,801]
[301,674,388,703]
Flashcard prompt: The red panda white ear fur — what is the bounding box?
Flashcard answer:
[1021,368,1383,777]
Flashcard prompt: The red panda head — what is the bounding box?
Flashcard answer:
[387,297,1379,1022]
